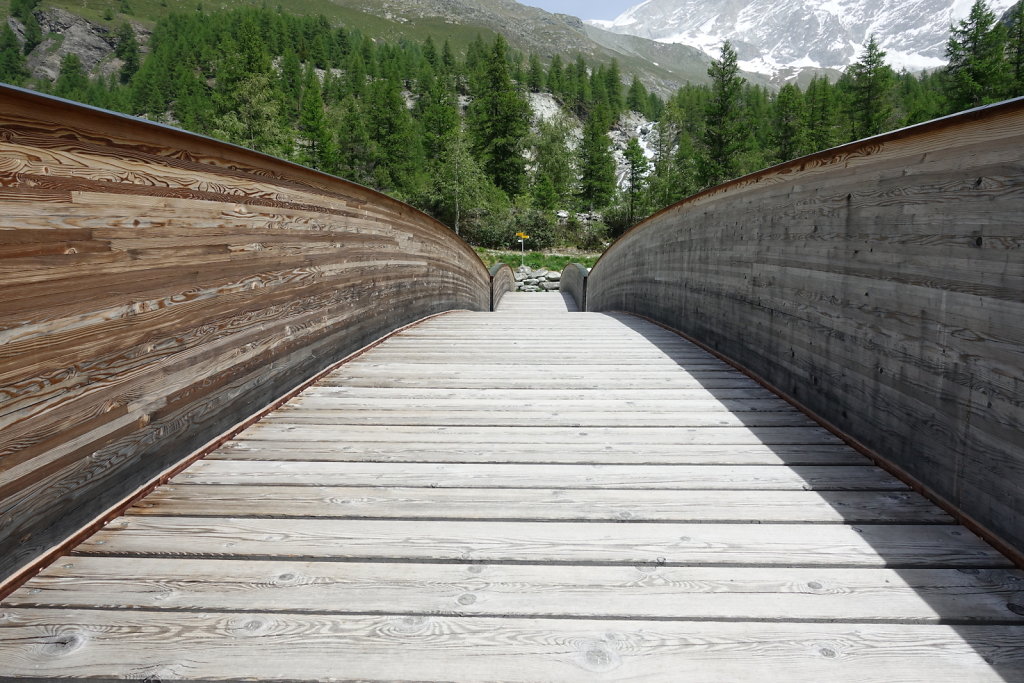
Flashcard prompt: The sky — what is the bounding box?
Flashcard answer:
[520,0,639,21]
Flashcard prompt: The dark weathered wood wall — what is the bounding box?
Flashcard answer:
[588,99,1024,558]
[560,263,589,312]
[0,86,490,580]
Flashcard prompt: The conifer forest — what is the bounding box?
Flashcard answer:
[2,0,1023,250]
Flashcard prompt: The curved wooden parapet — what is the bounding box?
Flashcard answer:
[488,263,515,311]
[0,85,490,580]
[588,98,1024,560]
[560,263,589,312]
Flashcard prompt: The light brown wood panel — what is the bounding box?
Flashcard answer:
[586,99,1024,559]
[0,85,490,579]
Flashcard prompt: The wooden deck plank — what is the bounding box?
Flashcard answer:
[2,298,1020,681]
[263,409,817,427]
[0,610,1021,682]
[9,559,1023,623]
[126,486,952,523]
[210,441,868,465]
[241,424,846,445]
[283,397,800,411]
[173,461,905,490]
[73,517,1011,567]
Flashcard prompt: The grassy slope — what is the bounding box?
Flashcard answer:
[475,248,601,272]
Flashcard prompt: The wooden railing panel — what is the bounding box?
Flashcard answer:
[587,99,1024,560]
[0,86,489,579]
[560,263,589,312]
[488,263,515,311]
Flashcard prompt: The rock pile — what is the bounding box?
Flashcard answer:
[515,266,561,292]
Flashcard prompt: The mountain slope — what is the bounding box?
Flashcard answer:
[32,0,731,92]
[589,0,1017,77]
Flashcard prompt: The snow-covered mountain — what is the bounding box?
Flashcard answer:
[588,0,1017,78]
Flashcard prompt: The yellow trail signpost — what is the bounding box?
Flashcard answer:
[516,232,529,267]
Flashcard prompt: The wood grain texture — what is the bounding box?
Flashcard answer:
[0,86,490,579]
[586,99,1024,558]
[0,610,1021,682]
[2,296,1022,680]
[72,517,1011,567]
[127,485,952,523]
[9,559,1022,623]
[560,262,589,311]
[488,263,516,311]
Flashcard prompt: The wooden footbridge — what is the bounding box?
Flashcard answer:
[1,86,1023,680]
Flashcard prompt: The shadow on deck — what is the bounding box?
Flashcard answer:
[1,294,1022,681]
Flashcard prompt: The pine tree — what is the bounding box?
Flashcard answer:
[298,68,336,173]
[606,58,623,116]
[279,49,302,116]
[1007,1,1024,96]
[547,54,564,96]
[623,136,649,225]
[114,22,140,83]
[54,53,89,100]
[699,41,746,188]
[466,36,531,197]
[527,53,545,92]
[626,75,649,116]
[416,72,459,160]
[577,104,616,209]
[11,0,41,54]
[772,83,809,162]
[945,0,1010,110]
[366,76,424,194]
[0,24,29,85]
[846,35,897,138]
[336,95,378,186]
[805,75,838,151]
[211,71,291,158]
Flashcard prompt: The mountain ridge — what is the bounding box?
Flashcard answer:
[588,0,1017,78]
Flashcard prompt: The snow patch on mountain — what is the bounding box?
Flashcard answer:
[586,0,1017,77]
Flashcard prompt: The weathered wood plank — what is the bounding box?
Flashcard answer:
[74,517,1010,567]
[127,485,950,523]
[173,461,903,490]
[1,610,1021,682]
[210,440,868,465]
[264,408,816,427]
[241,424,845,445]
[9,559,1023,624]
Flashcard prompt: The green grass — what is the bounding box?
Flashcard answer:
[475,248,600,273]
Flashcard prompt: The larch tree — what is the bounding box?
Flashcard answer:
[623,136,649,225]
[772,83,809,162]
[846,35,897,138]
[699,41,746,188]
[577,104,617,210]
[466,35,531,197]
[0,24,29,85]
[945,0,1010,110]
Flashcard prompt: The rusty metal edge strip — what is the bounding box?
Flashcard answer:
[0,310,463,601]
[620,310,1024,571]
